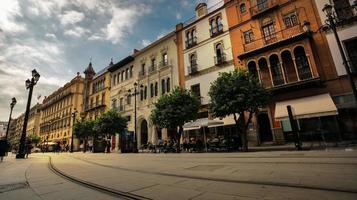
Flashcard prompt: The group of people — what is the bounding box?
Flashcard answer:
[139,135,242,153]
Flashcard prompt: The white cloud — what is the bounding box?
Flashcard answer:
[64,27,90,37]
[0,0,26,33]
[60,10,85,26]
[141,39,151,47]
[45,33,57,40]
[176,13,182,20]
[104,4,151,44]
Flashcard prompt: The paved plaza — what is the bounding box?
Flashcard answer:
[1,148,357,200]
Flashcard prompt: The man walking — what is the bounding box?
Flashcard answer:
[0,137,10,162]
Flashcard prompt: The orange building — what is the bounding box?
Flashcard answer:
[224,0,355,145]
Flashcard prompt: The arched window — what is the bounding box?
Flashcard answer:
[190,54,196,66]
[240,3,246,13]
[215,43,223,58]
[248,61,258,78]
[161,79,166,94]
[210,19,216,34]
[155,82,158,96]
[217,16,223,31]
[144,86,147,99]
[117,73,120,83]
[140,89,144,101]
[294,46,312,80]
[150,83,154,98]
[269,54,284,86]
[166,78,170,93]
[113,75,116,85]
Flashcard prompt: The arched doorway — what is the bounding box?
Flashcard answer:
[257,113,273,143]
[248,61,258,78]
[269,54,284,86]
[258,58,272,87]
[140,120,148,145]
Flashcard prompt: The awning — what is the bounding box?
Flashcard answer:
[183,118,224,131]
[275,93,338,121]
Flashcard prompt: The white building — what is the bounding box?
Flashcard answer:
[0,121,8,138]
[176,3,236,134]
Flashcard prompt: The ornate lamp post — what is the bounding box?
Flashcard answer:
[127,82,143,153]
[323,3,357,104]
[5,97,17,140]
[16,69,40,159]
[70,109,78,153]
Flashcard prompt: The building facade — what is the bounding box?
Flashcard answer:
[224,0,352,144]
[0,121,8,138]
[26,103,42,138]
[176,3,236,139]
[109,31,180,149]
[39,73,85,150]
[314,0,357,138]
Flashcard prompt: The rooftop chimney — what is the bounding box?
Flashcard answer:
[195,3,208,18]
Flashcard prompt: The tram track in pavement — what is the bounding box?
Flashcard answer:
[65,155,357,195]
[47,156,152,200]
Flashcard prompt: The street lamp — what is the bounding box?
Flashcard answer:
[70,109,78,153]
[127,82,143,153]
[322,3,357,104]
[16,69,40,159]
[5,97,17,141]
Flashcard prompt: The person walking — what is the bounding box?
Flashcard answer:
[0,138,10,162]
[25,139,33,158]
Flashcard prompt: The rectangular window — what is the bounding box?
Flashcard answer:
[119,98,123,111]
[190,84,201,98]
[344,38,357,73]
[130,66,133,78]
[283,12,299,28]
[243,30,254,43]
[333,0,354,20]
[262,23,276,42]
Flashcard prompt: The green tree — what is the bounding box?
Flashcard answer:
[151,87,200,152]
[94,110,128,139]
[209,70,270,151]
[74,119,96,152]
[28,135,40,146]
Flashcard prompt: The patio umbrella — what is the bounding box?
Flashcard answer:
[183,118,224,152]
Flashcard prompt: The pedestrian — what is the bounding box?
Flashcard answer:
[25,140,33,158]
[106,140,111,153]
[0,138,10,162]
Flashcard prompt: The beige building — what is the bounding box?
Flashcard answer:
[84,61,112,120]
[109,31,180,149]
[39,73,85,149]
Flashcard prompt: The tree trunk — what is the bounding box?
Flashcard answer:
[176,126,183,153]
[239,112,248,152]
[83,137,87,153]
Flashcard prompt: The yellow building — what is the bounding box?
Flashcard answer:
[26,103,41,138]
[39,73,85,149]
[84,61,112,120]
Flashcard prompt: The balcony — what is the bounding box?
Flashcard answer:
[148,65,157,74]
[240,24,308,59]
[210,24,224,38]
[214,53,226,65]
[185,36,197,49]
[138,70,146,78]
[159,60,170,69]
[188,62,198,75]
[250,0,280,18]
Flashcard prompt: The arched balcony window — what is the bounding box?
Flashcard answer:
[258,58,272,87]
[281,50,298,83]
[248,61,258,78]
[294,46,312,80]
[269,54,284,86]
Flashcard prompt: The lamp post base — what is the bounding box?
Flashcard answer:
[15,153,26,159]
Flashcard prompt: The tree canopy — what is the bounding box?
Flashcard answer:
[94,109,128,137]
[209,70,270,151]
[151,87,200,131]
[73,119,96,139]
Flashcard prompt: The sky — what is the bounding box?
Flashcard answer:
[0,0,222,121]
